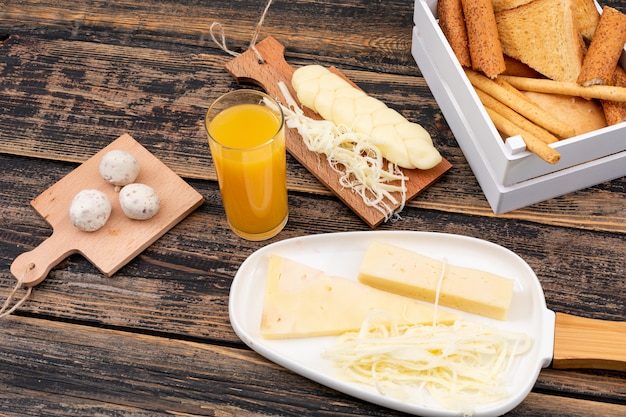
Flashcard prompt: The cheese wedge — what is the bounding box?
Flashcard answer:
[260,255,459,339]
[358,241,515,320]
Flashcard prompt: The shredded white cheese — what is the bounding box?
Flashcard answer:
[277,82,408,221]
[432,256,447,326]
[323,312,532,415]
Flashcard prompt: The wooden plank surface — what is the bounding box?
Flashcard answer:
[0,153,624,416]
[0,0,624,416]
[0,9,623,233]
[1,316,625,417]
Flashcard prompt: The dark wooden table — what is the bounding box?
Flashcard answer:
[1,1,624,416]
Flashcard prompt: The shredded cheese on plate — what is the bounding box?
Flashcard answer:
[322,313,532,415]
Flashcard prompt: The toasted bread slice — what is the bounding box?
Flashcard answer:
[491,0,533,13]
[493,0,599,41]
[572,0,600,41]
[495,0,585,82]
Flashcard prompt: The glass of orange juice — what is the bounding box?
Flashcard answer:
[205,89,288,241]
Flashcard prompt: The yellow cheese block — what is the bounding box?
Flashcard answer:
[260,254,459,339]
[358,241,515,320]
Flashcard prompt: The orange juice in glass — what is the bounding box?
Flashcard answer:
[205,90,288,241]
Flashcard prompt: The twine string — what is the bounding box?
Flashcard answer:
[209,0,274,64]
[209,22,239,58]
[0,263,34,318]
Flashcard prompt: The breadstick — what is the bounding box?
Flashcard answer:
[438,0,472,67]
[462,0,506,78]
[484,107,560,164]
[465,69,576,138]
[475,89,559,144]
[602,66,626,125]
[577,6,626,86]
[499,75,626,102]
[493,76,532,103]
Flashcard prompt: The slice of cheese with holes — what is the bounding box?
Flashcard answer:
[358,241,515,320]
[260,254,459,339]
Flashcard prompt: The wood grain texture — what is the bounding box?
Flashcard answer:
[0,0,420,74]
[0,316,625,417]
[553,312,626,371]
[1,154,624,336]
[0,138,625,416]
[0,34,623,232]
[0,0,624,416]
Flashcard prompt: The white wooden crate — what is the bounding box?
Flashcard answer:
[412,0,626,213]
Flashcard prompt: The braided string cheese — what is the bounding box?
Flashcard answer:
[291,65,442,170]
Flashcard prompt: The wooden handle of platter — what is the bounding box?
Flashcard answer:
[552,312,626,372]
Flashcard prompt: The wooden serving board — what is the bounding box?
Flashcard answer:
[225,36,451,228]
[10,133,204,287]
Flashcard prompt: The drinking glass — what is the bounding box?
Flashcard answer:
[205,89,288,241]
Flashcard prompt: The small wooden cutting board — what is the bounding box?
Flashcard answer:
[225,36,451,228]
[10,133,204,287]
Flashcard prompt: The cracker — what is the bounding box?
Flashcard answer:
[602,66,626,125]
[438,0,472,67]
[577,6,626,86]
[524,91,607,135]
[462,0,506,78]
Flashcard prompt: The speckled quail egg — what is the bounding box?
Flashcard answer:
[99,150,140,188]
[69,189,112,232]
[119,183,160,220]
